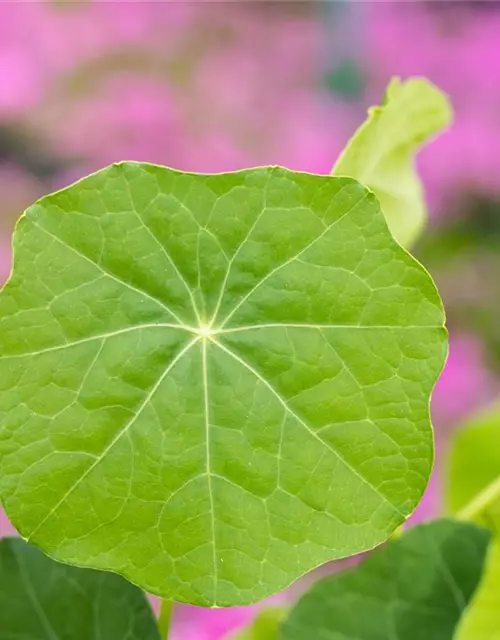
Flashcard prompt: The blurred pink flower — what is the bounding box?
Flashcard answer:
[365,3,500,211]
[52,75,185,169]
[0,47,43,116]
[0,0,197,117]
[171,604,260,640]
[4,0,500,212]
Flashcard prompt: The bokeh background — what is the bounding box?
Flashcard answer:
[1,1,500,638]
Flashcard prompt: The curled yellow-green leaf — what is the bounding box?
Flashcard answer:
[333,77,452,248]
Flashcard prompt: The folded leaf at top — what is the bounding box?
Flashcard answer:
[333,77,452,248]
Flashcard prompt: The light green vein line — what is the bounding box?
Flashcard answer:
[209,172,274,327]
[217,191,367,329]
[212,338,404,518]
[122,175,203,325]
[0,322,195,361]
[201,337,218,604]
[13,544,58,640]
[27,336,200,541]
[215,323,439,334]
[166,192,229,259]
[29,219,187,326]
[131,207,202,325]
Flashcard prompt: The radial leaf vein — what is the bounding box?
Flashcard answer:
[131,208,202,324]
[0,322,194,361]
[30,219,187,326]
[27,336,200,541]
[212,338,404,518]
[217,190,366,329]
[209,172,275,326]
[201,338,218,602]
[216,323,438,334]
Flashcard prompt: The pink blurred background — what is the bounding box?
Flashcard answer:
[2,2,500,638]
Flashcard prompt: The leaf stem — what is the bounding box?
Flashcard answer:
[158,600,174,639]
[456,475,500,523]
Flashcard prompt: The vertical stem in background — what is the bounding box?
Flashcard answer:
[158,600,174,639]
[456,475,500,525]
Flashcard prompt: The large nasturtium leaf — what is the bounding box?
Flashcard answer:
[0,162,446,606]
[280,520,491,640]
[446,404,500,526]
[0,537,159,640]
[333,77,452,248]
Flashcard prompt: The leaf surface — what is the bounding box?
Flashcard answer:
[0,537,159,640]
[0,162,446,605]
[333,77,452,247]
[280,520,490,640]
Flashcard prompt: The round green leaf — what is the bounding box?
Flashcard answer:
[0,163,446,606]
[0,537,159,639]
[280,520,491,640]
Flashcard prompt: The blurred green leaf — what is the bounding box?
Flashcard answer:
[233,607,287,640]
[280,520,490,640]
[333,77,452,248]
[444,407,500,639]
[0,537,160,639]
[446,404,500,526]
[455,536,500,640]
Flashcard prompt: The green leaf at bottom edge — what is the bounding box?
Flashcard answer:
[455,536,500,639]
[0,537,160,640]
[280,519,490,640]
